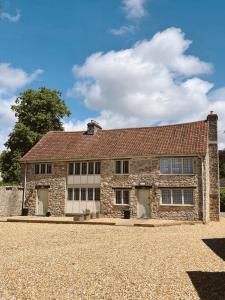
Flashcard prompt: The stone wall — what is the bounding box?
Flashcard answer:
[22,162,67,216]
[0,186,23,216]
[207,113,220,221]
[101,156,203,221]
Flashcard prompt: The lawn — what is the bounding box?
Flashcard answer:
[0,220,225,299]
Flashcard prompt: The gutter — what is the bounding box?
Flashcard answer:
[200,156,206,224]
[21,163,27,215]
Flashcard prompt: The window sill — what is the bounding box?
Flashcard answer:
[114,204,130,206]
[160,204,194,207]
[160,173,195,176]
[114,174,129,176]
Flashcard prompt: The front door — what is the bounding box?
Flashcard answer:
[137,189,151,218]
[37,189,48,215]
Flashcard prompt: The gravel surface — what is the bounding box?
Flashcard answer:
[0,220,225,299]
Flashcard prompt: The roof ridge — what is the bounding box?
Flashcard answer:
[48,119,207,134]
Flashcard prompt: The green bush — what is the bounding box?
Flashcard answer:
[0,181,19,186]
[220,188,225,212]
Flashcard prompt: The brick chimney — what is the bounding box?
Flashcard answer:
[207,111,218,142]
[86,120,102,135]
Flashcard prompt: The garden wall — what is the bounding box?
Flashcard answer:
[0,186,23,216]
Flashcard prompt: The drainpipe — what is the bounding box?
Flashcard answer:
[21,163,27,215]
[201,157,206,224]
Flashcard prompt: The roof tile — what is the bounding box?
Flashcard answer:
[20,120,208,162]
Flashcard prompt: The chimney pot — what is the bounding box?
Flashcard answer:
[86,120,102,135]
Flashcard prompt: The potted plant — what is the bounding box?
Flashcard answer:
[96,211,101,218]
[83,209,91,220]
[90,212,96,219]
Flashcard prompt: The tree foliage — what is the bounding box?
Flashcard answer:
[0,87,71,182]
[219,150,225,178]
[220,188,225,212]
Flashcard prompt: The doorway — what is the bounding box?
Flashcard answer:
[36,189,48,215]
[137,188,151,218]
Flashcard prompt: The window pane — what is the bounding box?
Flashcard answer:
[75,163,80,175]
[123,190,129,204]
[123,161,129,174]
[172,190,182,204]
[88,188,93,200]
[69,163,74,175]
[81,188,86,201]
[115,161,121,174]
[81,162,87,175]
[95,188,100,201]
[95,162,101,174]
[47,164,52,174]
[183,159,193,174]
[68,188,73,200]
[172,159,182,174]
[183,190,194,205]
[115,190,122,204]
[88,162,94,175]
[74,188,80,201]
[161,190,171,204]
[35,164,39,174]
[41,164,46,174]
[160,159,171,174]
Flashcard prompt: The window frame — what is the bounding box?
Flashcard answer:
[68,161,101,175]
[160,189,194,206]
[115,160,129,175]
[160,158,193,175]
[115,189,130,205]
[34,163,52,175]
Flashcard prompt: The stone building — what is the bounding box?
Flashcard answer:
[20,113,220,222]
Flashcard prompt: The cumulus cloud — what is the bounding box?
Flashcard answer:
[0,64,43,96]
[68,27,225,148]
[122,0,147,19]
[110,25,136,36]
[0,64,43,151]
[0,10,21,22]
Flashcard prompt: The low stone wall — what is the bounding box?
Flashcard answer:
[0,186,23,216]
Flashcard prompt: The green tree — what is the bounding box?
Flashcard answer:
[220,188,225,212]
[219,150,225,178]
[0,87,71,182]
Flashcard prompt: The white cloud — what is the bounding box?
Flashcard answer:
[68,27,225,149]
[0,64,43,151]
[0,64,43,96]
[110,25,136,36]
[122,0,147,19]
[0,10,21,23]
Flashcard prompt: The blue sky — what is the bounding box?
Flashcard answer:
[1,0,225,149]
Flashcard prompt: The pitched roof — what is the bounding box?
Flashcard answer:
[20,120,208,162]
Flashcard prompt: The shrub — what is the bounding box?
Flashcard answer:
[220,188,225,212]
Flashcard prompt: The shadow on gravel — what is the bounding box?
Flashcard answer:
[202,238,225,261]
[188,272,225,300]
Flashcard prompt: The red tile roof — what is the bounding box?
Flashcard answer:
[20,120,208,162]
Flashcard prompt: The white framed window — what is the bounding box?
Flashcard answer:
[67,187,100,202]
[161,189,194,206]
[115,189,130,205]
[160,158,193,174]
[115,160,129,174]
[68,161,101,175]
[34,163,52,175]
[95,188,100,201]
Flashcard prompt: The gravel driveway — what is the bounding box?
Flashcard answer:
[0,220,225,300]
